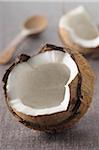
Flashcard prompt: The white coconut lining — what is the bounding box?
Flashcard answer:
[7,50,78,116]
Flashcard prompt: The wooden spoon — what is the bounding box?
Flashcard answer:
[0,15,47,64]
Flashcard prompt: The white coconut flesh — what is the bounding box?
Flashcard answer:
[7,50,78,116]
[59,6,99,48]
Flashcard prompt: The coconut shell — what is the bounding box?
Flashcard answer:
[3,44,95,133]
[59,28,99,56]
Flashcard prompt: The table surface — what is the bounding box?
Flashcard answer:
[0,2,99,150]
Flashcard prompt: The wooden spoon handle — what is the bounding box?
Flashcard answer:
[0,31,27,64]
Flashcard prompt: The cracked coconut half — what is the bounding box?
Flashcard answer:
[59,6,99,55]
[3,44,95,133]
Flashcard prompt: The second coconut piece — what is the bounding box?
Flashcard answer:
[59,6,99,56]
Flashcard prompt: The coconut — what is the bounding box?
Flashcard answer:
[3,44,95,133]
[59,6,99,55]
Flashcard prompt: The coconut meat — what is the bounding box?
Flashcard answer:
[7,51,78,116]
[59,6,99,48]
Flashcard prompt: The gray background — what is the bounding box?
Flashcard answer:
[0,2,99,150]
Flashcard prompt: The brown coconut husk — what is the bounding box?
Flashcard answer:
[2,44,95,133]
[59,28,99,56]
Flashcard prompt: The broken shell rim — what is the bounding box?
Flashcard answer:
[5,46,78,116]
